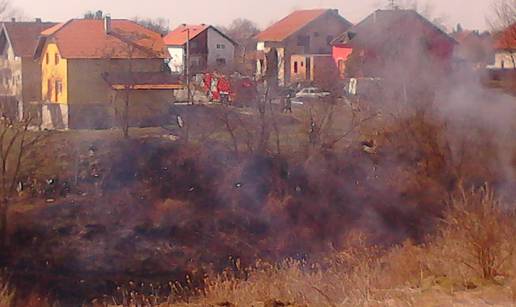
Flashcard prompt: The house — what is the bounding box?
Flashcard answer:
[255,9,352,86]
[290,54,338,88]
[0,19,56,120]
[164,24,236,74]
[489,23,516,70]
[331,9,456,79]
[33,17,181,129]
[452,30,493,69]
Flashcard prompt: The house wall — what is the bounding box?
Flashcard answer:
[206,27,235,70]
[168,46,185,73]
[67,58,164,105]
[190,30,208,73]
[492,51,516,69]
[41,43,68,103]
[21,59,43,102]
[258,11,351,85]
[290,54,337,87]
[332,45,353,79]
[0,39,22,99]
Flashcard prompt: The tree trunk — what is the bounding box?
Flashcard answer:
[0,201,8,250]
[123,90,130,138]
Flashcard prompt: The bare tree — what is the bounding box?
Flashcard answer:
[220,18,261,74]
[489,0,516,67]
[0,117,46,249]
[84,10,105,20]
[132,17,169,35]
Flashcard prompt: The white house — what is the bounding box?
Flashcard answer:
[163,24,236,74]
[488,23,516,70]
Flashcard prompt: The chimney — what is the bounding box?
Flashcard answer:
[104,15,112,34]
[35,18,42,23]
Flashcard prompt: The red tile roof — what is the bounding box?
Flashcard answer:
[255,9,350,42]
[494,23,516,50]
[37,19,169,59]
[163,24,209,45]
[2,21,57,57]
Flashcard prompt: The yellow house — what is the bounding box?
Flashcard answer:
[34,17,182,129]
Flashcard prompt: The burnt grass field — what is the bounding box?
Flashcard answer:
[0,91,515,305]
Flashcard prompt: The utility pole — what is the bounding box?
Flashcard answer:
[183,27,192,105]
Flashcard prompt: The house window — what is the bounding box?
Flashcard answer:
[55,53,60,65]
[216,44,226,49]
[54,80,62,102]
[293,61,298,73]
[216,58,226,66]
[45,53,49,65]
[501,60,505,69]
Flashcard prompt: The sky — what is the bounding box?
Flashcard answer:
[14,0,493,31]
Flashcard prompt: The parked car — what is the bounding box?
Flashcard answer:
[295,87,331,99]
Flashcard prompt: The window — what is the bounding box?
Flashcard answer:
[45,53,49,65]
[300,61,304,67]
[54,53,60,65]
[190,41,199,49]
[216,44,226,49]
[216,58,226,66]
[293,61,298,73]
[54,80,62,102]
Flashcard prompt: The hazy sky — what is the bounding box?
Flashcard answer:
[15,0,493,31]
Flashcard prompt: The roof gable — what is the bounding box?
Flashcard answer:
[36,19,169,59]
[163,24,209,46]
[2,21,57,57]
[255,9,351,42]
[332,9,456,48]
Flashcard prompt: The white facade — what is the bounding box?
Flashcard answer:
[167,46,185,73]
[207,27,235,69]
[166,27,235,73]
[489,51,516,69]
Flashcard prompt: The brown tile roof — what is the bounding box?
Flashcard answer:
[494,23,516,50]
[102,72,183,90]
[37,19,169,59]
[163,24,209,45]
[255,9,351,42]
[2,21,57,57]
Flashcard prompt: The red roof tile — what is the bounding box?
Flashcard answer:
[494,23,516,50]
[2,21,57,57]
[38,19,168,59]
[256,9,349,42]
[163,24,209,46]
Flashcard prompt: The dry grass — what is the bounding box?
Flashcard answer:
[0,279,14,307]
[156,186,516,307]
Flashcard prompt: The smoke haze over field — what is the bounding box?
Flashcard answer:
[15,0,492,30]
